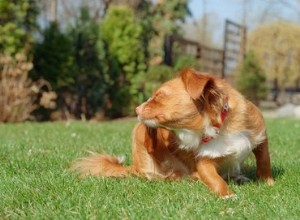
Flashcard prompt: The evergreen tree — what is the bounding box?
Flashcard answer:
[32,23,75,88]
[70,7,107,118]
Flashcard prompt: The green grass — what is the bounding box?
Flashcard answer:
[1,118,300,219]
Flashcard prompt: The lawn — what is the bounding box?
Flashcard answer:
[1,118,300,219]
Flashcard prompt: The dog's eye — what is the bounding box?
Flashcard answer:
[154,91,166,100]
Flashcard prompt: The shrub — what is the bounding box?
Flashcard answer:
[101,6,146,117]
[0,53,56,122]
[236,51,267,105]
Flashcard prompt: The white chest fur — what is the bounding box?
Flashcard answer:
[176,129,259,177]
[197,132,254,161]
[170,106,267,177]
[176,129,255,160]
[176,129,201,150]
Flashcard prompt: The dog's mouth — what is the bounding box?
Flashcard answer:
[137,115,180,132]
[137,116,159,128]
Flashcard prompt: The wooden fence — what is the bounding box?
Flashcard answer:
[164,19,246,78]
[222,19,247,77]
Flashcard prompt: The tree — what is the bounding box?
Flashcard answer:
[147,0,191,65]
[33,7,109,119]
[31,22,75,120]
[0,0,39,55]
[32,23,75,89]
[248,22,300,89]
[70,6,108,118]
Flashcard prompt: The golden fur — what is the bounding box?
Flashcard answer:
[71,69,274,197]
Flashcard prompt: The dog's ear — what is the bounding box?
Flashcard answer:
[180,69,223,110]
[180,69,214,99]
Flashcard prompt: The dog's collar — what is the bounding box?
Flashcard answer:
[214,101,229,128]
[201,98,229,143]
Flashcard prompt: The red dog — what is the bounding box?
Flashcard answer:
[71,69,274,197]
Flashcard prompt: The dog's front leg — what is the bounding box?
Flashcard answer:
[252,138,274,185]
[196,157,234,197]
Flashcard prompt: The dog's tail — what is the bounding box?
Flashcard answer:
[70,151,136,178]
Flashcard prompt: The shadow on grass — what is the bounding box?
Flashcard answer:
[236,165,285,184]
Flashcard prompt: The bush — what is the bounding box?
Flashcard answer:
[0,53,56,122]
[101,6,146,117]
[236,51,267,105]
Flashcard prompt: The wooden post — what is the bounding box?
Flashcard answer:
[221,20,229,78]
[163,35,173,66]
[50,0,57,22]
[222,19,247,78]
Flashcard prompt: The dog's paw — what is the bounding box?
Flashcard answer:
[222,194,238,200]
[258,177,274,185]
[265,177,275,186]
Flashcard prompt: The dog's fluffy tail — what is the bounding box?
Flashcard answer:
[70,151,136,178]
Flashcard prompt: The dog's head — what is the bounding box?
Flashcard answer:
[136,69,225,131]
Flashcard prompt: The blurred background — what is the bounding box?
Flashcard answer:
[1,0,300,122]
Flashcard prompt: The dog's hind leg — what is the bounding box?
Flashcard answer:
[252,138,274,185]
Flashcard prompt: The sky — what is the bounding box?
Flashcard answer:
[188,0,300,25]
[186,0,300,45]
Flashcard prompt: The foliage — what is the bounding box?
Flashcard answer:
[0,0,38,55]
[1,1,192,120]
[32,7,110,119]
[248,21,300,88]
[101,6,146,117]
[0,119,300,218]
[0,53,56,122]
[236,51,267,105]
[153,0,190,33]
[146,0,191,66]
[31,22,76,120]
[69,7,108,118]
[32,23,75,89]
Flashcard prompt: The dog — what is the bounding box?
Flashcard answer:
[71,69,274,197]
